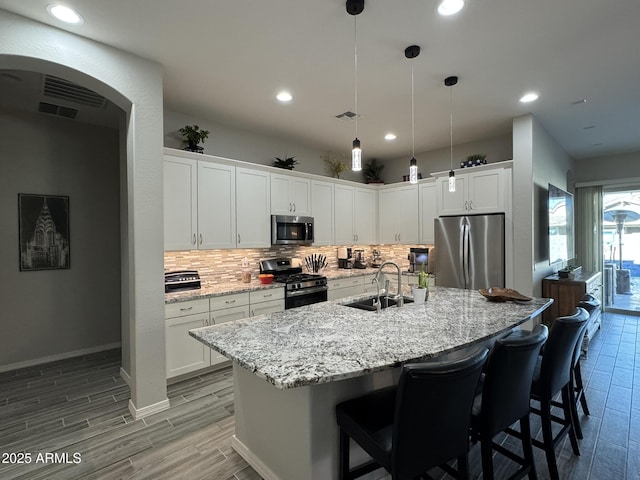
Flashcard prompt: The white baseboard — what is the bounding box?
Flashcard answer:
[128,397,170,420]
[0,342,121,373]
[120,366,132,387]
[232,435,282,480]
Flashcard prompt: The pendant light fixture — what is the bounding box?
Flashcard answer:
[347,0,364,171]
[405,45,420,184]
[445,75,458,192]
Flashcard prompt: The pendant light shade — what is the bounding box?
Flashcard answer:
[347,0,364,171]
[352,138,362,171]
[410,157,418,184]
[405,45,420,184]
[445,75,458,192]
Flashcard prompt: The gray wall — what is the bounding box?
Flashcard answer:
[0,107,121,367]
[574,151,640,184]
[164,110,365,184]
[384,133,513,184]
[512,114,575,297]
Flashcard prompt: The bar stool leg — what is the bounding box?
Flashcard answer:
[339,428,350,480]
[480,434,495,480]
[520,416,537,480]
[568,367,583,440]
[575,360,590,416]
[540,397,560,480]
[562,385,581,456]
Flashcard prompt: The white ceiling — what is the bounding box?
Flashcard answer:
[1,0,639,161]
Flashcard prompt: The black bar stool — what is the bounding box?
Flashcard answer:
[335,347,488,480]
[470,324,548,480]
[529,307,589,480]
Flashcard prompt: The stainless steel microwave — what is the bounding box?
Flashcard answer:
[271,215,314,246]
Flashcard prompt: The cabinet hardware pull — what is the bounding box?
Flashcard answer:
[192,234,196,244]
[179,306,193,311]
[289,203,292,211]
[225,299,236,304]
[264,294,273,298]
[199,233,203,244]
[293,203,296,212]
[468,200,473,210]
[237,234,241,244]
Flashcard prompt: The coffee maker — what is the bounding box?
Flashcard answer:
[408,247,429,273]
[337,247,352,269]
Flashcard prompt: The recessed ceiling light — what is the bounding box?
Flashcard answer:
[437,0,465,16]
[276,91,293,102]
[384,133,397,141]
[519,92,539,103]
[47,4,83,24]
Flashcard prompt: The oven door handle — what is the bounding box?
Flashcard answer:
[286,286,328,297]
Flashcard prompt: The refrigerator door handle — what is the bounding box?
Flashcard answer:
[462,223,470,288]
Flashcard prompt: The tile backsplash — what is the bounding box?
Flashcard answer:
[164,244,434,286]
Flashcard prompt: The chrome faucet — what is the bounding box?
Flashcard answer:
[374,261,404,307]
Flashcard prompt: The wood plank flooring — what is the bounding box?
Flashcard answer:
[0,311,637,479]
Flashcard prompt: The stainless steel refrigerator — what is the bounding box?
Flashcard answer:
[435,213,505,289]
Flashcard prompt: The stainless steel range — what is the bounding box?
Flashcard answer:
[260,258,328,309]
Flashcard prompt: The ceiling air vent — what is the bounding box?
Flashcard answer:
[38,101,79,119]
[335,110,360,121]
[42,75,107,108]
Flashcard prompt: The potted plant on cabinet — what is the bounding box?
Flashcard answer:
[362,158,385,184]
[179,125,210,153]
[321,152,348,179]
[272,155,298,170]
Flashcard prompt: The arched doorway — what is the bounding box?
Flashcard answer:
[1,9,168,418]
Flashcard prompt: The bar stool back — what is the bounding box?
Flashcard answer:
[335,347,488,480]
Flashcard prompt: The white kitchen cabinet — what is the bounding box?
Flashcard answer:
[163,156,198,251]
[210,293,250,366]
[271,173,311,216]
[378,184,418,244]
[249,289,285,316]
[334,185,355,244]
[327,276,366,301]
[311,180,334,245]
[198,162,236,249]
[165,298,211,378]
[334,185,377,245]
[236,167,271,247]
[436,167,506,216]
[419,180,437,244]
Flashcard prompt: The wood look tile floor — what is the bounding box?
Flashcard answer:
[0,311,637,479]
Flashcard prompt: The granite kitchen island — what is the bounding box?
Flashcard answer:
[190,286,552,480]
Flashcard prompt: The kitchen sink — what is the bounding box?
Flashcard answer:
[344,296,414,311]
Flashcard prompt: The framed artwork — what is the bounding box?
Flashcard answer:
[18,194,70,271]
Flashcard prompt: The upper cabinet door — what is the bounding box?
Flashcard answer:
[334,184,355,244]
[436,174,467,216]
[467,169,504,214]
[419,181,437,244]
[377,188,397,244]
[198,162,236,249]
[311,180,334,245]
[395,184,418,244]
[236,167,271,248]
[290,177,311,215]
[270,173,311,215]
[354,187,376,245]
[164,156,197,251]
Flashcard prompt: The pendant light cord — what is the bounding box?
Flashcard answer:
[449,84,453,170]
[354,15,358,138]
[411,61,415,157]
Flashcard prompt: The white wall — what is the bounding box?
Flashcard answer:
[1,9,167,417]
[384,134,513,184]
[164,110,365,183]
[0,108,121,367]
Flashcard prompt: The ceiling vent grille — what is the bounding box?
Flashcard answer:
[38,101,78,119]
[335,111,360,121]
[43,75,107,108]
